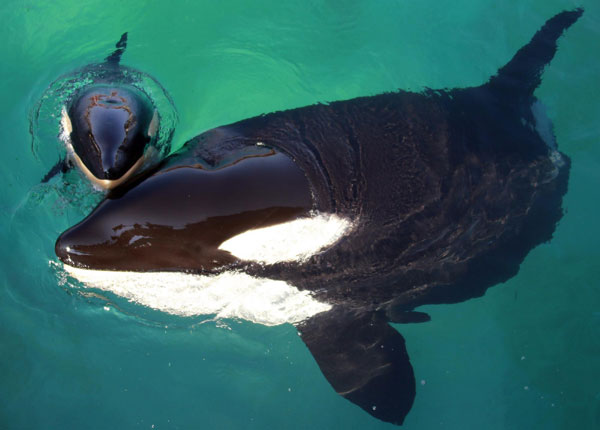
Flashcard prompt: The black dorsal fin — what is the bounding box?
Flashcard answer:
[105,32,128,65]
[488,9,583,100]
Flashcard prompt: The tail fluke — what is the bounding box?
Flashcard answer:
[105,32,128,65]
[488,9,583,100]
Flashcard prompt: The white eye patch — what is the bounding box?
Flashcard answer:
[218,213,352,264]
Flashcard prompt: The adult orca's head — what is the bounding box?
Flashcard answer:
[63,85,158,189]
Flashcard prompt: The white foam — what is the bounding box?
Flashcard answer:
[60,106,72,139]
[61,265,331,326]
[219,213,352,264]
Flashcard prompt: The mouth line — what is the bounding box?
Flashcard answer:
[70,145,146,190]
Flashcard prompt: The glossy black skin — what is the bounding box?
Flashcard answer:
[56,145,312,271]
[68,85,154,180]
[55,10,582,426]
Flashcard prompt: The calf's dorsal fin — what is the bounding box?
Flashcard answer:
[105,32,128,66]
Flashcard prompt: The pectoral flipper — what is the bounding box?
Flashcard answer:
[298,309,415,425]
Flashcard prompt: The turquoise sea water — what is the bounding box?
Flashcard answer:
[1,0,599,428]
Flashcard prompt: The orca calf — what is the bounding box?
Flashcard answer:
[40,34,168,190]
[55,10,582,425]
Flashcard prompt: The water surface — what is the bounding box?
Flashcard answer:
[1,0,599,428]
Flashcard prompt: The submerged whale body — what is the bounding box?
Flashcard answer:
[55,10,582,425]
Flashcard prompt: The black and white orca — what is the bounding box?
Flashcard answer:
[43,34,165,190]
[55,10,582,425]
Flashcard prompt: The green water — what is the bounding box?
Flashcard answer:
[1,0,599,428]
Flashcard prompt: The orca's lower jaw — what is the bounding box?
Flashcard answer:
[58,263,332,326]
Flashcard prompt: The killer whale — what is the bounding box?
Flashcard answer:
[54,9,582,425]
[39,33,169,190]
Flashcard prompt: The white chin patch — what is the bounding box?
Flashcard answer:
[60,265,331,326]
[219,212,352,264]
